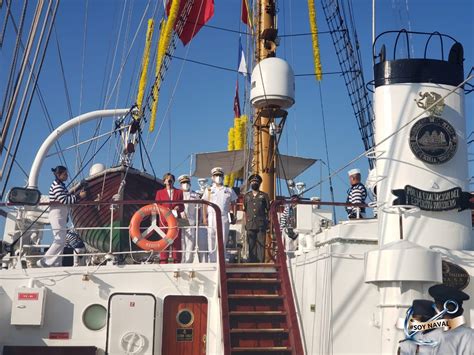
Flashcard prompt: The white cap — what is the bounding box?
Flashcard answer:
[348,168,361,176]
[211,167,224,175]
[178,174,191,183]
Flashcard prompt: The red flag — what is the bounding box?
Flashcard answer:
[166,0,214,46]
[233,81,241,118]
[241,0,250,27]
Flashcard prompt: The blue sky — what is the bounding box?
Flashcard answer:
[1,0,473,220]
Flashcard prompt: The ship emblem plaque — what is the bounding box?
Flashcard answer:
[409,116,457,165]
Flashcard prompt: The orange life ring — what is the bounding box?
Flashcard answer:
[129,204,178,251]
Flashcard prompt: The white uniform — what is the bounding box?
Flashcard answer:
[203,185,237,262]
[398,329,443,355]
[433,325,474,355]
[182,190,207,263]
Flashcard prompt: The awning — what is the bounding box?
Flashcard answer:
[192,150,317,179]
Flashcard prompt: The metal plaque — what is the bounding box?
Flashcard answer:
[392,185,465,211]
[442,261,470,290]
[409,116,457,165]
[176,328,193,342]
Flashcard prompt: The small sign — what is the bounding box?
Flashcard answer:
[176,328,193,342]
[442,261,470,290]
[49,332,70,340]
[392,185,472,212]
[409,116,457,165]
[18,292,39,301]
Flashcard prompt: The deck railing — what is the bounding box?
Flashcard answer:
[0,200,229,268]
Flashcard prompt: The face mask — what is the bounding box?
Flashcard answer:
[251,182,259,191]
[213,176,223,185]
[181,183,190,191]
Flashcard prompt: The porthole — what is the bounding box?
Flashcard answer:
[176,309,194,327]
[82,304,107,331]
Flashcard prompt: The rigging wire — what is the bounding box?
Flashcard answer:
[302,74,474,199]
[0,0,12,47]
[149,0,207,155]
[53,26,80,175]
[78,0,89,115]
[0,0,59,199]
[0,0,43,157]
[168,53,348,77]
[1,1,67,168]
[0,0,27,125]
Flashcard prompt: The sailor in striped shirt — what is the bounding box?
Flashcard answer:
[280,196,298,252]
[346,168,367,219]
[37,166,86,267]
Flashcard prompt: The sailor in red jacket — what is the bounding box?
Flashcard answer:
[155,172,184,263]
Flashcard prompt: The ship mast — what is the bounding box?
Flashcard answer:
[253,0,278,199]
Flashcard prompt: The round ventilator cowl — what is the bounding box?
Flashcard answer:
[250,57,295,109]
[89,163,105,176]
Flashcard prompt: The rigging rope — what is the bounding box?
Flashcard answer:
[0,0,59,199]
[317,82,336,222]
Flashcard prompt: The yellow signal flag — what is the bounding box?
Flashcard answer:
[149,0,181,132]
[307,0,322,81]
[135,19,155,119]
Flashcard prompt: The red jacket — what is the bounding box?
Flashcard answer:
[155,188,184,213]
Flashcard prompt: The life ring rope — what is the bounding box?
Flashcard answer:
[129,203,179,251]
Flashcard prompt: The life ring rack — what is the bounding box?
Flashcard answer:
[129,204,178,251]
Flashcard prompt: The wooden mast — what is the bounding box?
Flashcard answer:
[253,0,279,262]
[253,0,277,199]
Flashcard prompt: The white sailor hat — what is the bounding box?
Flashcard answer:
[211,167,224,176]
[178,174,191,183]
[348,168,361,176]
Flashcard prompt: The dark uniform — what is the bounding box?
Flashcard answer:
[243,188,270,263]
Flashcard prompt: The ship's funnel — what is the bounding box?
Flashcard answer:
[373,32,471,250]
[250,57,295,109]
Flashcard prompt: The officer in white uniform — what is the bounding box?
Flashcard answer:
[202,167,237,262]
[178,174,207,263]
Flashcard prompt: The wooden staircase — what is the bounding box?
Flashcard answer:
[225,263,303,355]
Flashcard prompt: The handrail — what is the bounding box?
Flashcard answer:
[269,199,305,355]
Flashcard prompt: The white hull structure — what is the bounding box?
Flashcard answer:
[0,264,223,354]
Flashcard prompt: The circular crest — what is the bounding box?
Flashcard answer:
[409,116,457,164]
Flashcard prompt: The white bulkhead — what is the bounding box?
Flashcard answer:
[250,57,295,109]
[374,67,471,250]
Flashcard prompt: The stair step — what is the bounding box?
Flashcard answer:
[230,311,287,316]
[231,263,278,267]
[230,328,288,334]
[228,294,283,300]
[231,346,292,353]
[228,277,280,283]
[227,264,278,274]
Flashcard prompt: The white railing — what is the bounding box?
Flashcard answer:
[0,200,227,269]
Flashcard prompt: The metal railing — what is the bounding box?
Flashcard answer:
[0,200,229,269]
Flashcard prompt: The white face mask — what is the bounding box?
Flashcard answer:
[181,183,190,192]
[213,176,223,185]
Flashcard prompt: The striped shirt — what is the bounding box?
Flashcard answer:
[346,183,367,217]
[65,230,85,249]
[49,179,77,205]
[280,205,295,230]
